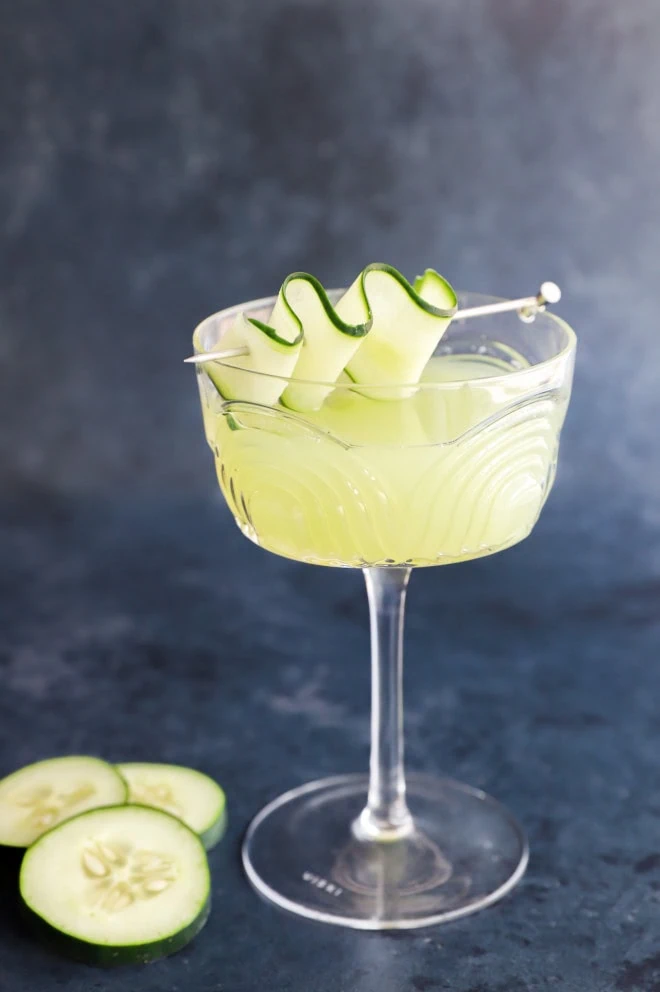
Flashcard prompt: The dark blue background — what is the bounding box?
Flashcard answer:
[2,1,660,989]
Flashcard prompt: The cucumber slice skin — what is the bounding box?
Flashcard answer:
[280,274,370,412]
[199,805,226,851]
[115,763,227,852]
[413,268,457,307]
[204,313,303,406]
[0,756,128,849]
[198,264,456,411]
[20,893,211,967]
[280,266,455,400]
[345,265,457,393]
[349,263,456,321]
[19,804,211,967]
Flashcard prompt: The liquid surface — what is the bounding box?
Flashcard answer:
[199,352,569,567]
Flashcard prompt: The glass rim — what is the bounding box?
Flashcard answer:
[192,289,577,390]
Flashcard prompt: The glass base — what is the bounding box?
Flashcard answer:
[242,773,528,930]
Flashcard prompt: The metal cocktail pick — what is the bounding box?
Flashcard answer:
[183,281,561,364]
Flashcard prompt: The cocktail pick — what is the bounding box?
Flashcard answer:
[183,281,561,364]
[455,281,561,323]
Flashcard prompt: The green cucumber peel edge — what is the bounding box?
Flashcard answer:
[279,271,371,339]
[267,264,457,344]
[205,264,457,364]
[198,263,457,409]
[19,895,211,967]
[247,316,303,349]
[357,263,457,320]
[198,804,227,851]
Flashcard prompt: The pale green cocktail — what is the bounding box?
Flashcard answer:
[197,349,570,568]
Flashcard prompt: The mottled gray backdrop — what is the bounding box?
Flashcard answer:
[2,0,659,511]
[2,4,660,991]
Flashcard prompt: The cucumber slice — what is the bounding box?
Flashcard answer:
[116,763,226,852]
[20,805,210,966]
[0,756,127,848]
[205,310,302,406]
[197,265,456,410]
[280,274,369,411]
[413,267,458,308]
[345,264,456,397]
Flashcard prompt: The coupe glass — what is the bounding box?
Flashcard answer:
[192,291,576,929]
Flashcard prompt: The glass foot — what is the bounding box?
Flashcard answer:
[242,773,528,930]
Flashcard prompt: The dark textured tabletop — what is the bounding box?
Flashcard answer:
[2,1,660,990]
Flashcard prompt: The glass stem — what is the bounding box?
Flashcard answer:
[355,567,414,842]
